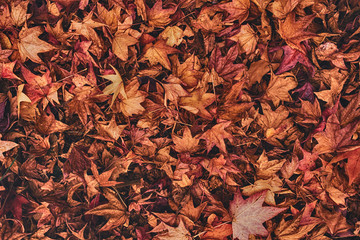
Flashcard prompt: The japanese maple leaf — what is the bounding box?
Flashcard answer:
[200,154,240,181]
[69,11,105,53]
[22,66,62,104]
[172,127,199,153]
[160,26,184,46]
[208,45,246,81]
[230,191,286,240]
[265,72,297,106]
[101,64,127,108]
[142,40,179,70]
[85,188,129,232]
[278,13,317,54]
[331,147,360,185]
[18,26,56,63]
[313,114,359,154]
[163,75,189,107]
[151,220,191,240]
[219,0,250,23]
[200,121,233,153]
[147,0,177,28]
[179,88,215,119]
[112,31,138,61]
[229,24,258,55]
[273,45,315,76]
[114,80,147,117]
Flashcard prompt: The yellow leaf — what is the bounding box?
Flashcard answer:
[102,64,127,108]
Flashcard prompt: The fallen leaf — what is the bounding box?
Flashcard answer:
[265,72,297,106]
[142,40,179,70]
[18,26,56,63]
[278,13,317,54]
[112,31,138,61]
[85,188,129,232]
[101,64,127,108]
[147,0,177,28]
[230,191,286,240]
[179,88,215,119]
[200,121,234,153]
[172,127,199,153]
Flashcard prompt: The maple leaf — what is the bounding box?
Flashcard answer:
[219,0,250,23]
[269,0,300,19]
[22,66,62,106]
[69,11,105,55]
[273,45,315,76]
[265,72,297,106]
[142,40,179,70]
[96,116,126,140]
[314,68,347,107]
[172,127,199,153]
[112,31,138,61]
[200,121,234,153]
[101,64,127,108]
[229,24,258,55]
[208,45,246,81]
[230,191,286,240]
[162,75,189,107]
[191,7,224,33]
[160,26,184,47]
[90,161,121,187]
[174,54,203,88]
[147,0,177,28]
[18,26,56,63]
[313,114,359,154]
[200,154,240,182]
[331,147,360,185]
[113,80,147,117]
[179,88,215,119]
[278,13,317,54]
[242,176,284,205]
[85,188,129,232]
[255,151,286,179]
[151,220,191,240]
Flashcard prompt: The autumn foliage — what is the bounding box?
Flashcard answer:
[1,0,360,239]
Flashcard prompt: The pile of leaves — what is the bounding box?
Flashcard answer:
[1,0,360,239]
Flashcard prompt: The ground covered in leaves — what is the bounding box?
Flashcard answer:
[1,0,360,239]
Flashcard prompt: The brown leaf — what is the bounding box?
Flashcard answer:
[172,127,199,153]
[112,31,138,61]
[313,114,359,154]
[179,88,215,119]
[142,40,179,70]
[265,72,297,106]
[200,121,233,153]
[18,26,56,63]
[147,0,177,28]
[85,188,129,232]
[278,13,316,54]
